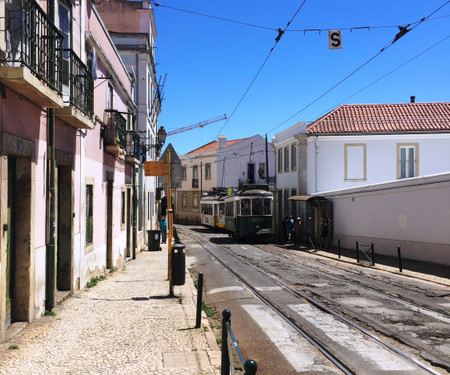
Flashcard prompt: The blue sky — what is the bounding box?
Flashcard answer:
[153,0,450,155]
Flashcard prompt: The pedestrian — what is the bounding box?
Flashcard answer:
[293,217,303,245]
[320,215,331,249]
[287,215,294,243]
[159,215,167,244]
[281,215,288,244]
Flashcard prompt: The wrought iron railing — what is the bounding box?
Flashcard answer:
[104,110,127,149]
[1,0,63,93]
[127,131,142,160]
[61,49,93,118]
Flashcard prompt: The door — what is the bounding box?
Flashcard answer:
[106,180,113,269]
[6,158,16,329]
[247,163,255,184]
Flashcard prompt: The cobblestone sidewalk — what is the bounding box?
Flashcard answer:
[0,244,221,375]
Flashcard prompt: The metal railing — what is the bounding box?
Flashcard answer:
[221,309,257,375]
[61,49,93,117]
[104,109,127,149]
[1,0,63,92]
[126,131,142,160]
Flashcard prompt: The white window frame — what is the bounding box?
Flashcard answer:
[397,143,418,179]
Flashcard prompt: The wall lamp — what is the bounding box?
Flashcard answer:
[142,126,167,153]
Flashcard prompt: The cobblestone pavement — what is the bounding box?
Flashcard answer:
[0,244,221,375]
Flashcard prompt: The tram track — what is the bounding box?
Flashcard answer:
[179,227,445,374]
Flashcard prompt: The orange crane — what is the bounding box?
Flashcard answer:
[166,114,227,136]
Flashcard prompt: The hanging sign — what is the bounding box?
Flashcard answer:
[144,161,166,176]
[328,30,342,49]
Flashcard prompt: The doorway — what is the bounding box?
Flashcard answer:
[106,180,113,269]
[57,165,72,292]
[6,156,32,328]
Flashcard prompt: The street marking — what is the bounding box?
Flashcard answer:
[207,286,246,295]
[254,286,283,291]
[289,304,417,371]
[242,304,334,372]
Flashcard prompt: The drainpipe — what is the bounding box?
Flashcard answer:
[46,0,56,311]
[132,165,137,259]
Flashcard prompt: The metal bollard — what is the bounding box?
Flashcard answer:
[221,309,231,375]
[338,239,341,258]
[195,272,203,328]
[398,246,403,272]
[244,359,258,375]
[371,243,375,266]
[356,241,359,262]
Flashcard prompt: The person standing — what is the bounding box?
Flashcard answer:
[159,215,167,244]
[320,215,331,249]
[293,217,303,245]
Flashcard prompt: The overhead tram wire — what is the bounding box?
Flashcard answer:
[321,34,450,117]
[151,1,448,34]
[215,0,308,138]
[267,0,450,136]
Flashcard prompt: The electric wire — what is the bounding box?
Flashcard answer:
[266,1,450,136]
[215,0,308,138]
[151,1,448,34]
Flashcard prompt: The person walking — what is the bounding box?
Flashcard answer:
[287,215,295,243]
[320,215,331,249]
[159,215,167,244]
[293,217,303,246]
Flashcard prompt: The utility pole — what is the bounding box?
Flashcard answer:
[166,149,174,296]
[265,134,269,185]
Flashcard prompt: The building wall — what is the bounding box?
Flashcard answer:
[307,133,450,194]
[321,173,450,266]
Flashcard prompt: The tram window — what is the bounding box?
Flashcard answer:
[252,198,264,215]
[219,203,225,214]
[240,199,251,216]
[264,198,272,215]
[225,202,234,217]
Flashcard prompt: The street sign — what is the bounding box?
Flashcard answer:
[328,30,342,49]
[144,161,166,176]
[159,143,182,189]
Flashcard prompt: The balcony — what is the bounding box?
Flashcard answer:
[192,179,199,188]
[238,177,276,190]
[103,110,127,157]
[125,131,142,165]
[0,0,64,108]
[55,49,94,129]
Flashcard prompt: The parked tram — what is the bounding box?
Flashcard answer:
[224,186,273,238]
[200,190,226,229]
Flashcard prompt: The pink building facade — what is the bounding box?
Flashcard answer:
[0,0,144,342]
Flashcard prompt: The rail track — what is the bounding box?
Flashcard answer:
[179,226,449,374]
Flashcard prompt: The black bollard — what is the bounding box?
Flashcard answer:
[338,239,341,258]
[356,241,359,263]
[398,246,403,272]
[221,309,231,375]
[195,272,203,328]
[244,359,258,375]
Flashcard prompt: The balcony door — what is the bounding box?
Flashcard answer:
[57,0,71,95]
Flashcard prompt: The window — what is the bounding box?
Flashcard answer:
[284,147,289,172]
[398,144,418,179]
[252,198,264,215]
[258,163,265,179]
[107,82,114,110]
[345,144,367,181]
[291,143,297,171]
[264,198,272,215]
[182,192,187,208]
[193,193,199,208]
[278,149,283,173]
[58,0,71,87]
[240,199,251,216]
[182,166,186,180]
[192,165,199,188]
[205,163,211,179]
[86,184,93,246]
[225,201,234,217]
[121,190,125,227]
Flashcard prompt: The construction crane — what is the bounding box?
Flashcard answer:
[166,114,227,136]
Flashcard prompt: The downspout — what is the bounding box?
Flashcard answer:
[46,0,57,311]
[265,134,269,185]
[314,136,318,193]
[132,165,137,259]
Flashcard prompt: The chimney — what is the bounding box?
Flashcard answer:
[218,135,227,150]
[410,96,415,103]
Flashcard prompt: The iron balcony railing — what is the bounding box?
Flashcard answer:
[104,110,127,150]
[61,49,94,118]
[1,0,63,93]
[192,178,199,188]
[126,131,142,160]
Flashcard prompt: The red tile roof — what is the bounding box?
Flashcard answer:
[306,102,450,134]
[186,138,247,154]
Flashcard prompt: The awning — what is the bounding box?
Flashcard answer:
[288,195,326,201]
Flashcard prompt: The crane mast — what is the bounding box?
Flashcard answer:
[166,114,227,136]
